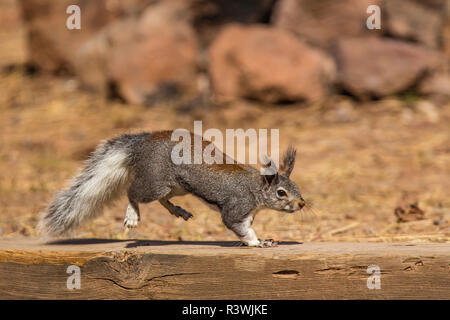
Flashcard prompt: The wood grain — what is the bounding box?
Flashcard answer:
[0,238,449,299]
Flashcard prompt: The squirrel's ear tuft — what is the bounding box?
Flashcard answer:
[281,146,296,177]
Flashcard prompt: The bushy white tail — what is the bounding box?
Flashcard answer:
[38,141,133,236]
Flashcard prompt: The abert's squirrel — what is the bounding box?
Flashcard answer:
[39,131,305,247]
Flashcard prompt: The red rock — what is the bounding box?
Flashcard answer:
[334,37,446,98]
[208,24,335,103]
[443,3,450,60]
[74,1,200,105]
[272,0,381,48]
[18,0,154,73]
[383,0,446,48]
[419,73,450,97]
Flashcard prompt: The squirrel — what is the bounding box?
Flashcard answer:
[38,131,305,247]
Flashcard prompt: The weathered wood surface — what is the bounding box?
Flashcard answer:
[0,238,449,299]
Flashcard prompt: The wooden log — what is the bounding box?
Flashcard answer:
[0,238,449,299]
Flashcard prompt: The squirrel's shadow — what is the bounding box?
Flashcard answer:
[47,238,301,248]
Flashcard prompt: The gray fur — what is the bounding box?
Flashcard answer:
[40,131,305,246]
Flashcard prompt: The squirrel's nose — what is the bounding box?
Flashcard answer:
[297,199,305,209]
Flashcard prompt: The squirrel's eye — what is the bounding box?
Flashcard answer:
[277,189,287,197]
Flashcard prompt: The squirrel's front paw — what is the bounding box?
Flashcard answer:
[240,239,278,248]
[258,239,278,248]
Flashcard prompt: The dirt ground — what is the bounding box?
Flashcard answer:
[0,66,449,243]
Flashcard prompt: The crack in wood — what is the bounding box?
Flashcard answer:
[92,272,201,290]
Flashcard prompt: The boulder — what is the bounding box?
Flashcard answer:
[272,0,381,48]
[419,72,450,97]
[74,1,200,105]
[18,0,154,73]
[383,0,447,48]
[334,37,446,98]
[443,2,450,60]
[208,24,335,103]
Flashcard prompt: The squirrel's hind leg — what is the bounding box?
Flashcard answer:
[124,199,140,228]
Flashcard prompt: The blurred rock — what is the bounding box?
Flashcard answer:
[383,0,447,48]
[208,24,335,103]
[17,0,450,104]
[74,1,200,105]
[419,73,450,97]
[272,0,381,48]
[334,37,446,98]
[443,2,450,60]
[19,0,154,73]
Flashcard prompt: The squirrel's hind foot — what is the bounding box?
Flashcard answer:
[124,203,140,228]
